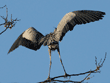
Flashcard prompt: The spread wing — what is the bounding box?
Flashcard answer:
[54,10,105,41]
[8,27,44,54]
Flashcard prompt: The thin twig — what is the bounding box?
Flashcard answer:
[0,5,20,35]
[0,5,6,9]
[80,70,91,82]
[39,53,107,83]
[95,56,97,66]
[0,28,8,35]
[100,52,107,67]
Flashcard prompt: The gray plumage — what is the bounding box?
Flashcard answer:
[8,27,44,53]
[8,10,105,79]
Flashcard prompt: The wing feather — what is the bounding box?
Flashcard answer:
[54,10,105,41]
[8,27,44,54]
[8,33,23,54]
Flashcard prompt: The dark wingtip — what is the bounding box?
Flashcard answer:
[101,11,106,15]
[7,48,13,54]
[7,33,23,55]
[7,50,11,54]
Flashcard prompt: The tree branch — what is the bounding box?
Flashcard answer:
[39,52,107,83]
[0,5,20,35]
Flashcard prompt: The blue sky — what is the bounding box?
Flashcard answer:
[0,0,109,83]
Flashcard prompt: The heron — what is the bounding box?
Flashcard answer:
[8,10,105,79]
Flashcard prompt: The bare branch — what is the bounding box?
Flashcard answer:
[80,70,91,82]
[6,6,8,20]
[98,58,102,66]
[0,6,20,35]
[95,52,107,72]
[0,5,6,9]
[39,53,107,83]
[0,23,5,26]
[100,52,107,67]
[0,28,8,35]
[95,56,97,66]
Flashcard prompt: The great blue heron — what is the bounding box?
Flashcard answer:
[8,10,105,79]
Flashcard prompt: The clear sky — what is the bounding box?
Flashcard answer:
[0,0,109,83]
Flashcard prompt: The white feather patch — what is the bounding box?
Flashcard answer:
[22,27,38,42]
[57,12,76,31]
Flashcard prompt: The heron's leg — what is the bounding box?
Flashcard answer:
[47,48,52,80]
[57,48,68,76]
